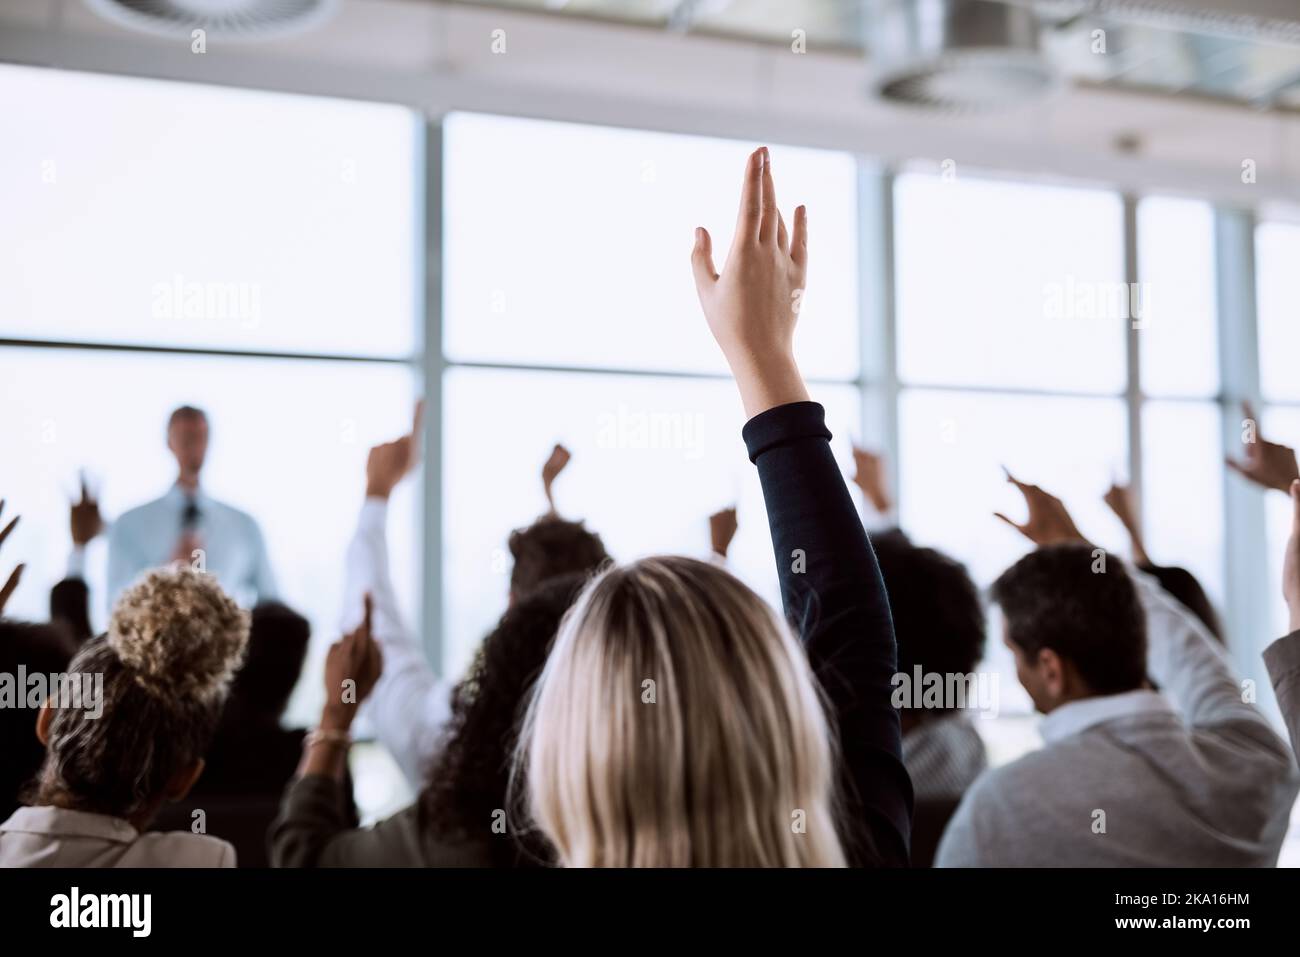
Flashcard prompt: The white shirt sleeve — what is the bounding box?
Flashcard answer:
[1133,565,1284,744]
[66,545,87,579]
[344,497,452,788]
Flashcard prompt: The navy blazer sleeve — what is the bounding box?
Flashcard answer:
[743,400,913,866]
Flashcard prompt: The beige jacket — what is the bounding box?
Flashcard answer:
[0,806,235,867]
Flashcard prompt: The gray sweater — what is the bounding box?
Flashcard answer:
[936,567,1299,867]
[1264,629,1300,762]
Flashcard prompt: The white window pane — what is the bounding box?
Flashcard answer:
[443,113,859,379]
[897,389,1129,585]
[0,346,421,726]
[1257,222,1300,402]
[897,390,1129,717]
[442,368,860,677]
[1140,401,1225,605]
[894,173,1126,394]
[0,64,417,358]
[1137,198,1219,398]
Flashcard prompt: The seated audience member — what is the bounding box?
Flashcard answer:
[1102,481,1223,642]
[342,412,608,787]
[515,148,912,866]
[0,620,77,822]
[270,574,585,867]
[850,450,987,865]
[1264,479,1300,759]
[153,601,351,866]
[0,565,250,867]
[850,449,989,796]
[937,477,1298,867]
[1,499,78,819]
[873,534,987,776]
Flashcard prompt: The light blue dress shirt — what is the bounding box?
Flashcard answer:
[106,484,276,611]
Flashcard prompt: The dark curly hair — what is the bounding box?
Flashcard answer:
[508,516,608,600]
[417,572,587,867]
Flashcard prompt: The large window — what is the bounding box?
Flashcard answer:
[0,65,422,725]
[893,177,1228,725]
[440,113,862,676]
[1257,222,1300,638]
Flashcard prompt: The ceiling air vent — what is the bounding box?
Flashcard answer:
[83,0,338,42]
[868,0,1060,111]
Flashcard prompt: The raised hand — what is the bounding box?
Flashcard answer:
[70,473,105,547]
[366,401,424,500]
[1102,481,1149,565]
[709,506,738,558]
[692,147,810,418]
[1227,401,1299,493]
[852,446,893,515]
[0,499,22,615]
[995,469,1089,547]
[542,443,571,513]
[322,593,384,732]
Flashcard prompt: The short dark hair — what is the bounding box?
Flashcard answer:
[991,543,1147,696]
[0,621,77,820]
[168,405,207,429]
[229,602,310,720]
[872,529,985,714]
[507,516,608,599]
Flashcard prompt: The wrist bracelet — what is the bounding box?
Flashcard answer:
[305,728,352,751]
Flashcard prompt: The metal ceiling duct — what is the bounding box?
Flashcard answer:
[868,0,1061,111]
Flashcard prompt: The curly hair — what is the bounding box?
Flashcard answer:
[508,516,609,600]
[33,565,249,821]
[417,572,587,867]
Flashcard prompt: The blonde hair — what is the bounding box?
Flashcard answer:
[517,556,845,867]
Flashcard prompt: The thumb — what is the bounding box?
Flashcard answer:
[1291,480,1300,530]
[691,227,718,291]
[993,512,1024,533]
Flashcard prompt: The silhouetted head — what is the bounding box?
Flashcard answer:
[228,602,310,722]
[507,515,608,604]
[872,529,985,726]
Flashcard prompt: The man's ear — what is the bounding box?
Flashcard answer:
[1036,647,1067,700]
[165,759,205,802]
[36,700,54,746]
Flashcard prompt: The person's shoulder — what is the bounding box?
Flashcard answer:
[114,495,170,527]
[205,497,260,528]
[959,743,1063,810]
[127,831,236,867]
